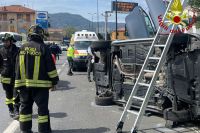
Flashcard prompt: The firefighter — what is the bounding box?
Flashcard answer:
[67,44,75,76]
[0,33,20,119]
[15,25,59,133]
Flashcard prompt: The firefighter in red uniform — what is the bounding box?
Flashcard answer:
[15,25,59,133]
[0,33,20,119]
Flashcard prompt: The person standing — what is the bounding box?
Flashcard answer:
[87,46,99,82]
[50,43,61,61]
[0,33,20,119]
[15,25,59,133]
[67,44,75,76]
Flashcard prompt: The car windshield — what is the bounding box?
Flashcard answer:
[13,35,22,41]
[74,41,92,50]
[0,34,22,42]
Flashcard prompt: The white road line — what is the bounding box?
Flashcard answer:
[3,62,67,133]
[57,62,66,74]
[3,120,19,133]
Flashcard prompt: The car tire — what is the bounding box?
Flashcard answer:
[95,94,114,106]
[91,41,111,51]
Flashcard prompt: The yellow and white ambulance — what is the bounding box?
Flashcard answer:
[72,30,99,70]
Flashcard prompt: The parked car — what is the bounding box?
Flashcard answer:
[0,32,23,48]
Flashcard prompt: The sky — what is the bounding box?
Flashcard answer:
[0,0,148,22]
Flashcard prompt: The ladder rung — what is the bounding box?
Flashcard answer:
[149,57,160,60]
[154,45,165,47]
[138,82,150,87]
[143,69,155,73]
[127,110,139,115]
[133,96,145,101]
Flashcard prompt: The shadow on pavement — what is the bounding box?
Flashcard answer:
[52,127,110,133]
[50,112,67,118]
[32,112,67,119]
[57,80,75,91]
[74,73,88,76]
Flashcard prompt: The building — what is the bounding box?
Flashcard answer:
[111,28,128,41]
[0,5,35,33]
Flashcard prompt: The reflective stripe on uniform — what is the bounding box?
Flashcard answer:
[12,97,16,104]
[38,115,48,123]
[19,55,26,80]
[16,54,53,88]
[5,98,13,105]
[33,56,40,80]
[19,114,32,122]
[0,77,11,84]
[47,70,58,78]
[15,79,52,88]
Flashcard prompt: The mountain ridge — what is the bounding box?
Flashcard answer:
[49,12,125,32]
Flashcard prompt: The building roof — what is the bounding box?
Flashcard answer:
[0,5,35,13]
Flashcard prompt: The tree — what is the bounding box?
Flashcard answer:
[188,0,200,28]
[62,26,76,39]
[188,0,200,11]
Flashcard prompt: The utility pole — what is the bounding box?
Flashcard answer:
[102,11,112,40]
[97,0,99,33]
[115,0,118,40]
[88,13,96,31]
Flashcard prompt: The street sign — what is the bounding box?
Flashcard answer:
[36,11,48,29]
[111,1,138,13]
[36,19,48,29]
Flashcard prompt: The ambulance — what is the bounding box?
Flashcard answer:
[72,30,99,70]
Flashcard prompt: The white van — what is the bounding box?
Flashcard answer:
[72,30,99,70]
[0,32,23,48]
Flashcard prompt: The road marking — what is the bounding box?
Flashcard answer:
[3,120,19,133]
[57,62,67,75]
[3,62,67,133]
[57,62,66,74]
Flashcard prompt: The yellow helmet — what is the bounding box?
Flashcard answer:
[28,25,44,39]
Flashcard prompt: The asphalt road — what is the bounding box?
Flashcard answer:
[1,52,200,133]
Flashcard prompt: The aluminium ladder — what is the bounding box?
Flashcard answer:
[116,0,186,132]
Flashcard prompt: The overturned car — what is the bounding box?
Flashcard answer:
[92,32,200,125]
[91,0,200,126]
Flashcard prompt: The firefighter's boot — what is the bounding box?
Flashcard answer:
[38,115,51,133]
[13,104,20,120]
[8,104,14,118]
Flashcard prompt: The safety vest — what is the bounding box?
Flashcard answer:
[67,46,74,58]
